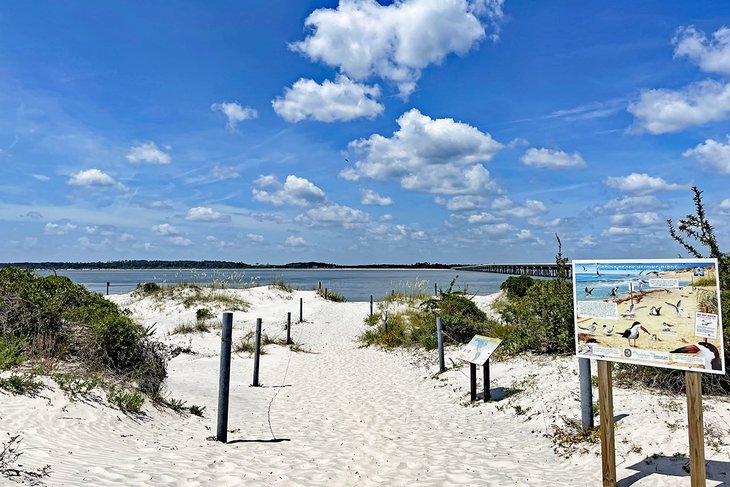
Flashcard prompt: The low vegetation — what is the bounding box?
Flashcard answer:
[0,268,168,409]
[269,278,294,293]
[133,282,250,311]
[316,287,346,302]
[361,278,498,350]
[1,434,51,483]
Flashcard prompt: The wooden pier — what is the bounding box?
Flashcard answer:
[454,263,571,278]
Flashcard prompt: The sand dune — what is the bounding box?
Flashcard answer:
[1,286,728,485]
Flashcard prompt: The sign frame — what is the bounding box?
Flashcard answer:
[572,258,725,375]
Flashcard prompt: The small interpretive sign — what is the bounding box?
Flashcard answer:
[460,335,501,366]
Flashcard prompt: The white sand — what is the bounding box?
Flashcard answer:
[1,286,729,485]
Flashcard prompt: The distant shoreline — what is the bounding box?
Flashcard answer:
[1,261,471,271]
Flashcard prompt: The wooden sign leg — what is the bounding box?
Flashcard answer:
[685,371,706,486]
[597,360,616,487]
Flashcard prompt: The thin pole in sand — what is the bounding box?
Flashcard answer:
[286,312,292,345]
[434,282,437,296]
[470,363,477,401]
[216,312,233,443]
[324,287,328,299]
[384,310,388,332]
[370,295,373,317]
[299,298,303,323]
[252,318,262,387]
[579,357,594,430]
[483,360,490,402]
[436,317,445,373]
[106,282,110,295]
[597,360,616,486]
[686,371,706,486]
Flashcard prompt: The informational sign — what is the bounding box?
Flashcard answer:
[573,259,725,374]
[460,335,501,365]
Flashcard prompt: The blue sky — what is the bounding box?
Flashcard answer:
[2,0,730,264]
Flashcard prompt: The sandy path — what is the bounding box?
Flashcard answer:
[2,288,729,485]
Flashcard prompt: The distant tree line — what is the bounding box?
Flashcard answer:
[0,260,468,270]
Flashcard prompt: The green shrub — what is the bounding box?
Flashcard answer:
[136,282,162,295]
[500,275,536,298]
[316,287,346,302]
[0,336,25,371]
[494,278,574,355]
[0,373,43,396]
[0,268,168,396]
[172,321,211,334]
[360,281,495,350]
[54,373,100,400]
[196,308,213,321]
[107,386,144,414]
[190,404,205,417]
[269,278,294,293]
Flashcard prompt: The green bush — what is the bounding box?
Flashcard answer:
[360,282,495,350]
[0,336,26,371]
[0,373,44,396]
[107,386,144,414]
[196,308,213,321]
[317,288,346,302]
[269,278,294,293]
[494,278,574,355]
[0,268,167,395]
[137,282,162,294]
[189,404,205,417]
[500,275,536,298]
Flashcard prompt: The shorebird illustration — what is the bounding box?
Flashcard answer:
[661,322,673,332]
[665,299,682,316]
[671,342,722,370]
[621,321,649,347]
[581,265,588,272]
[584,286,594,296]
[621,303,646,318]
[648,271,662,277]
[609,286,619,298]
[649,306,661,316]
[638,279,649,291]
[602,324,614,336]
[578,322,598,334]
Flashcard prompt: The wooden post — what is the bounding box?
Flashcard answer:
[252,318,262,387]
[384,311,388,332]
[686,371,706,486]
[470,363,477,402]
[324,287,328,299]
[299,297,303,323]
[370,295,373,317]
[106,282,110,295]
[483,359,490,402]
[216,312,233,443]
[286,312,292,345]
[597,360,616,486]
[434,282,437,296]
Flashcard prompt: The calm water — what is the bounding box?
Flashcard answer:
[37,268,509,301]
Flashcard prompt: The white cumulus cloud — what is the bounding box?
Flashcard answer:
[673,26,730,75]
[185,207,229,222]
[68,169,124,189]
[604,173,687,194]
[168,236,192,246]
[296,203,371,228]
[342,108,502,195]
[683,135,730,174]
[44,222,77,235]
[152,223,179,236]
[521,148,586,169]
[291,0,501,96]
[211,101,258,130]
[360,189,393,206]
[273,75,384,122]
[252,175,327,206]
[126,141,171,164]
[285,236,308,247]
[627,80,730,134]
